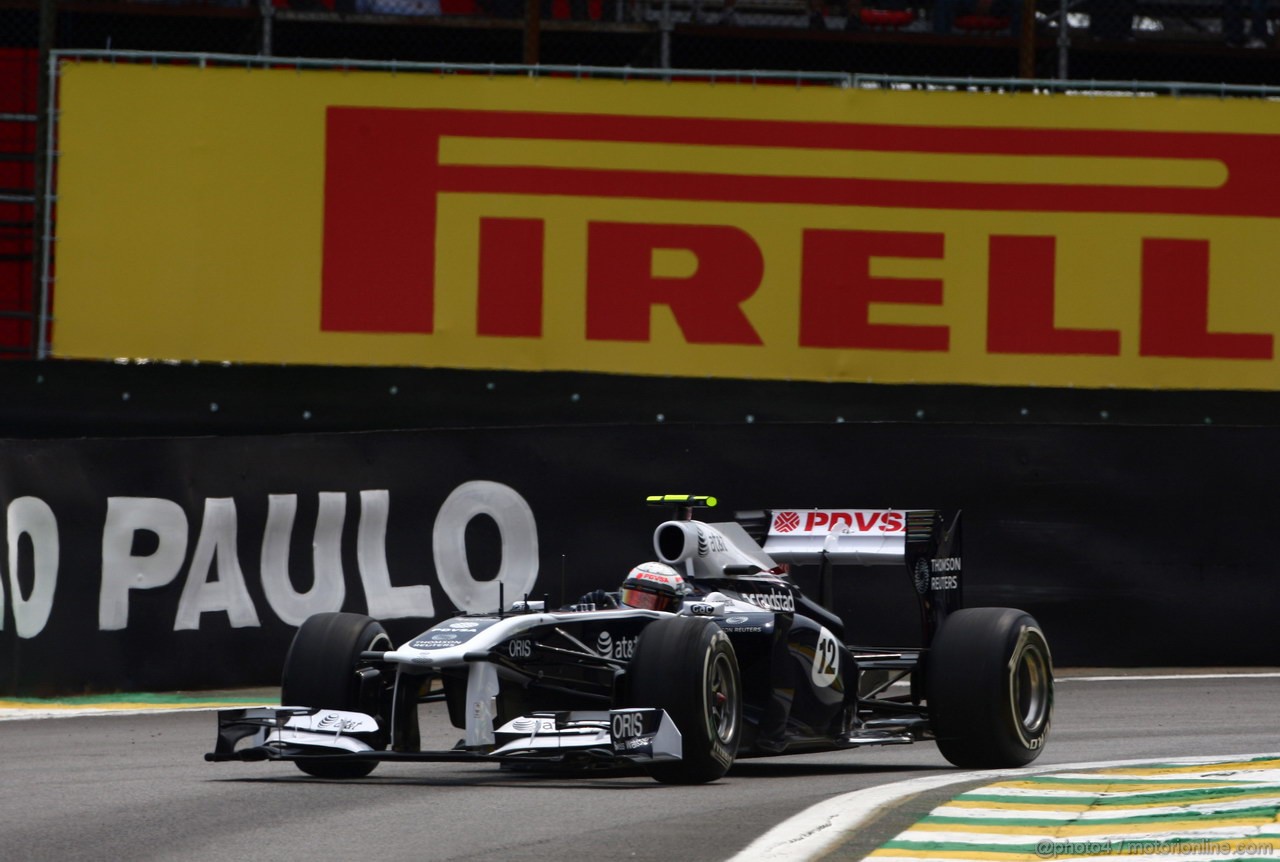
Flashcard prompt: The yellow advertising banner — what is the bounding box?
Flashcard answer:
[53,62,1280,389]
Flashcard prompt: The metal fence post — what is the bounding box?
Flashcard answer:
[30,0,56,359]
[659,0,671,70]
[1057,1,1070,79]
[260,0,275,57]
[1018,0,1036,78]
[523,0,541,65]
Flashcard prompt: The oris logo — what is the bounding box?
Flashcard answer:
[611,711,649,739]
[774,512,800,533]
[596,631,637,659]
[508,639,533,658]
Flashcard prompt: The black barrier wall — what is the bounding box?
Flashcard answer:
[1,422,1277,695]
[6,361,1280,436]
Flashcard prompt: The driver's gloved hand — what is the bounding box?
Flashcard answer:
[578,589,616,609]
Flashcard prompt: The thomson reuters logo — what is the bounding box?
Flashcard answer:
[774,512,800,533]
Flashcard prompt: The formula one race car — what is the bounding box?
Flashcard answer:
[207,496,1052,784]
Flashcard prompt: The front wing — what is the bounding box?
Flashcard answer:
[205,706,682,768]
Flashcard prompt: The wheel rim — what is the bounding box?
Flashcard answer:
[1012,640,1050,734]
[707,651,738,744]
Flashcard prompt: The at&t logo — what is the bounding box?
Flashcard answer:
[596,631,637,659]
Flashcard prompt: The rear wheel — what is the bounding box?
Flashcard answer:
[927,607,1052,768]
[628,616,741,784]
[280,612,393,778]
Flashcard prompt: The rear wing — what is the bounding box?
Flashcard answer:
[756,509,922,567]
[650,499,962,646]
[743,508,963,642]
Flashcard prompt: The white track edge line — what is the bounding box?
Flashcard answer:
[0,705,266,722]
[1060,673,1280,682]
[722,752,1280,862]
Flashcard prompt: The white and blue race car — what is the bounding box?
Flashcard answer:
[207,495,1052,784]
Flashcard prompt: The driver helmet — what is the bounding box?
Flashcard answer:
[619,562,686,612]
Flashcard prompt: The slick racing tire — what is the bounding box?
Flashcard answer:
[628,616,742,784]
[927,607,1053,769]
[280,612,393,779]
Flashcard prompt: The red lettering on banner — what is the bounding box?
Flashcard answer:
[853,512,880,531]
[477,218,544,338]
[987,236,1121,356]
[322,109,437,334]
[805,512,828,531]
[1139,239,1273,360]
[799,230,948,352]
[318,107,1280,371]
[585,222,764,345]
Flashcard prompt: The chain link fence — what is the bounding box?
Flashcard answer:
[0,35,38,356]
[2,1,1280,358]
[3,1,1279,78]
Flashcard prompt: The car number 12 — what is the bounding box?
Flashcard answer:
[811,626,839,688]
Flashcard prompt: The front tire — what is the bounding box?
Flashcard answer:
[280,612,393,778]
[627,616,742,784]
[927,607,1052,768]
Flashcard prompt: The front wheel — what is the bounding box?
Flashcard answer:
[927,607,1052,768]
[280,612,393,778]
[628,616,742,784]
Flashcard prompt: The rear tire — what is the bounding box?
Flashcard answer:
[628,616,742,784]
[280,612,393,779]
[927,607,1052,768]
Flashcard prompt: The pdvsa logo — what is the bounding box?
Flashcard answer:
[774,512,800,533]
[805,511,904,533]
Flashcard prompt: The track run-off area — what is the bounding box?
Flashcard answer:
[1,670,1277,862]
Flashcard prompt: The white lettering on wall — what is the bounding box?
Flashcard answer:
[260,493,347,626]
[6,497,59,639]
[433,481,538,613]
[78,482,537,634]
[99,497,189,631]
[174,498,261,631]
[359,489,434,620]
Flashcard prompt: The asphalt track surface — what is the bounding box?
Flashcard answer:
[2,670,1277,862]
